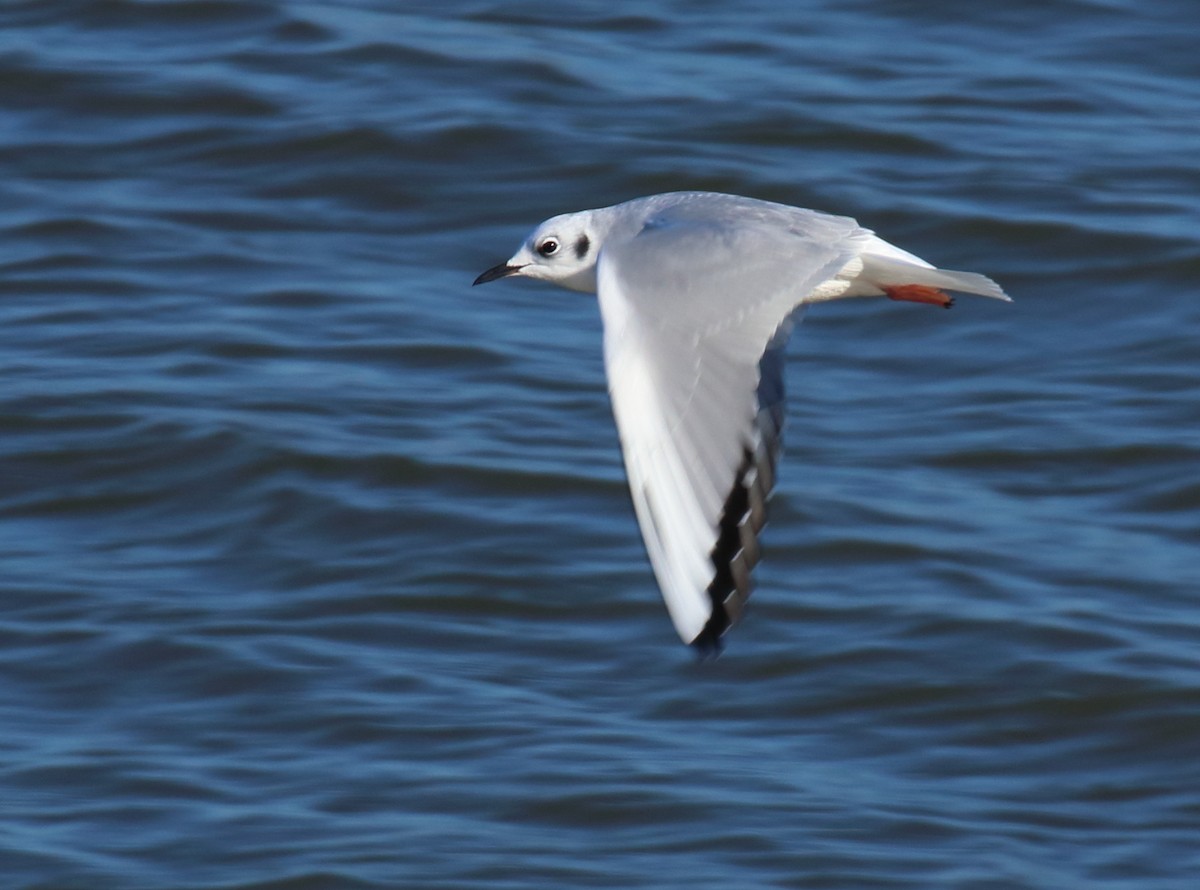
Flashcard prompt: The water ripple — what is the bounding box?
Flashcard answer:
[2,1,1198,887]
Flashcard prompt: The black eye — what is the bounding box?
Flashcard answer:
[537,239,559,257]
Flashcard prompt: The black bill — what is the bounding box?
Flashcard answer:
[472,263,524,286]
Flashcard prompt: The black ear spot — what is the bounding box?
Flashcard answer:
[574,234,590,259]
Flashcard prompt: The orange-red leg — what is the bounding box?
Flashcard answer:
[883,284,955,309]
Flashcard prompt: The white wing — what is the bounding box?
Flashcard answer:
[597,201,862,651]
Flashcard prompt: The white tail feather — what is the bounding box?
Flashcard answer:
[861,253,1012,302]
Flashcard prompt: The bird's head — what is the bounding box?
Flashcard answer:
[473,210,600,293]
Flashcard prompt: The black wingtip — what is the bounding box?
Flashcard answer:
[691,629,724,661]
[694,447,760,654]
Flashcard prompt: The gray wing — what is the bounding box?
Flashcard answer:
[596,202,861,649]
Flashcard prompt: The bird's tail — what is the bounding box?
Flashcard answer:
[861,252,1012,303]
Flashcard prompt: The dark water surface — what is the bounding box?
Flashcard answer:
[2,1,1198,887]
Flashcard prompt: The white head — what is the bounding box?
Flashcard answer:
[474,210,602,293]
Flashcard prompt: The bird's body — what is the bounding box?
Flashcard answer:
[474,191,1009,653]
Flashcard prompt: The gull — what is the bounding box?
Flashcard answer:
[474,191,1010,654]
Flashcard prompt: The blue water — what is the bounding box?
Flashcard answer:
[2,2,1198,887]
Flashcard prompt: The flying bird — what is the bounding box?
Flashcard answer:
[474,191,1009,654]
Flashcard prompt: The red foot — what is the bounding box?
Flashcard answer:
[883,284,954,309]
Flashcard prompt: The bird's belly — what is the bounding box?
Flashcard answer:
[803,256,881,303]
